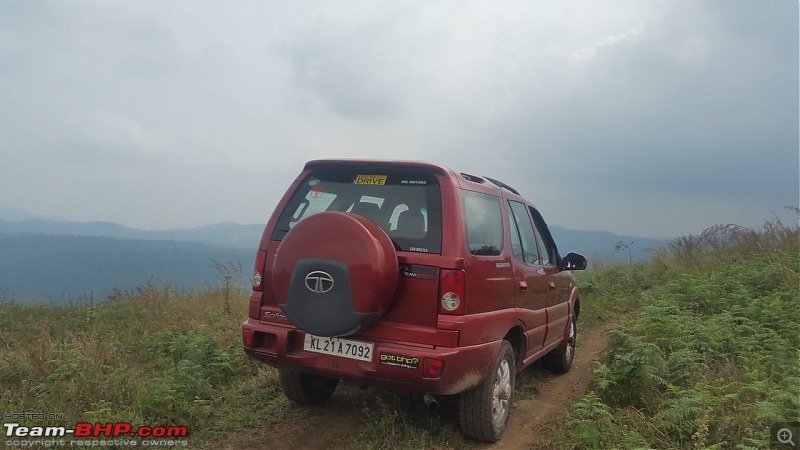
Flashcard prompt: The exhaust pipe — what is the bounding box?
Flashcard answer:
[423,393,439,410]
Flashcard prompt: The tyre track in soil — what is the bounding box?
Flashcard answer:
[478,320,618,450]
[230,321,617,450]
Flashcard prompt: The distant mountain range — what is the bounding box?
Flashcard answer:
[0,217,264,250]
[0,207,65,222]
[549,225,667,264]
[0,234,253,302]
[0,208,669,302]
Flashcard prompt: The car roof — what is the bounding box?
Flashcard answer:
[303,158,531,205]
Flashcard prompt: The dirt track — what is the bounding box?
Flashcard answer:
[230,321,616,449]
[480,320,617,449]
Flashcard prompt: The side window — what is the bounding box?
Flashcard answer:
[533,227,551,266]
[507,208,524,261]
[529,207,557,266]
[508,201,542,265]
[463,191,503,256]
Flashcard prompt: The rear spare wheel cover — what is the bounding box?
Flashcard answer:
[272,211,398,337]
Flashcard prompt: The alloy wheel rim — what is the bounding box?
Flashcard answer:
[565,321,575,364]
[492,359,512,427]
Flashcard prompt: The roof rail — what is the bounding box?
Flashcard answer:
[484,177,520,196]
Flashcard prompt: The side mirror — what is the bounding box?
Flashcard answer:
[560,252,587,271]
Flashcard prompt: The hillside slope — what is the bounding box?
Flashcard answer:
[554,222,800,449]
[0,234,251,302]
[0,218,264,249]
[0,214,666,301]
[1,221,794,448]
[0,212,666,259]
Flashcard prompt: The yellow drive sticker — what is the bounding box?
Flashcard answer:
[354,174,387,185]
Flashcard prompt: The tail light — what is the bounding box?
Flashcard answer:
[438,269,466,315]
[242,328,253,348]
[252,250,267,291]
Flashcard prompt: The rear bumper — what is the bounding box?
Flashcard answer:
[241,318,500,395]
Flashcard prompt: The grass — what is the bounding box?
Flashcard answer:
[346,394,464,450]
[555,218,800,449]
[0,283,305,448]
[0,269,627,450]
[1,217,796,449]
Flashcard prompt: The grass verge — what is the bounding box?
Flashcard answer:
[555,219,799,449]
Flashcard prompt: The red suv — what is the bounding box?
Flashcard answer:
[242,160,586,442]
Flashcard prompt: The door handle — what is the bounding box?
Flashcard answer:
[518,281,528,292]
[548,282,556,291]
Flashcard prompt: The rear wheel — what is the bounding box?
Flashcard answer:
[459,341,515,442]
[278,368,339,405]
[545,312,576,373]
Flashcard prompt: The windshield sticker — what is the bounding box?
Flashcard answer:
[400,180,427,185]
[354,174,387,185]
[309,186,325,198]
[308,178,321,187]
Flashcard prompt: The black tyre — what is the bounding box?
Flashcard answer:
[278,368,339,405]
[544,312,576,374]
[459,341,515,442]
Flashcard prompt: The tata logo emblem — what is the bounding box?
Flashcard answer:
[304,271,334,294]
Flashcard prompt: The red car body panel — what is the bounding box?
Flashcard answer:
[242,159,583,395]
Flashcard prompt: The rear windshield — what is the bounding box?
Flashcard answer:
[271,168,442,254]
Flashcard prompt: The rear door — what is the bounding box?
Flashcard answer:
[267,165,444,330]
[462,190,516,314]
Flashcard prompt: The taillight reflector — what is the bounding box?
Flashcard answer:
[422,358,444,378]
[252,250,267,291]
[242,328,253,348]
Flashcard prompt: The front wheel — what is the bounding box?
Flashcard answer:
[544,312,576,373]
[459,340,516,442]
[278,368,339,405]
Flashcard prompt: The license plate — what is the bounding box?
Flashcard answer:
[303,334,374,362]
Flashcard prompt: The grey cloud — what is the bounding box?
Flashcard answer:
[448,1,797,207]
[274,8,412,118]
[0,1,796,235]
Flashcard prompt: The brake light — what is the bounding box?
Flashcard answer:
[438,269,466,315]
[252,250,267,291]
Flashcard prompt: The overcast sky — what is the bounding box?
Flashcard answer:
[1,1,797,237]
